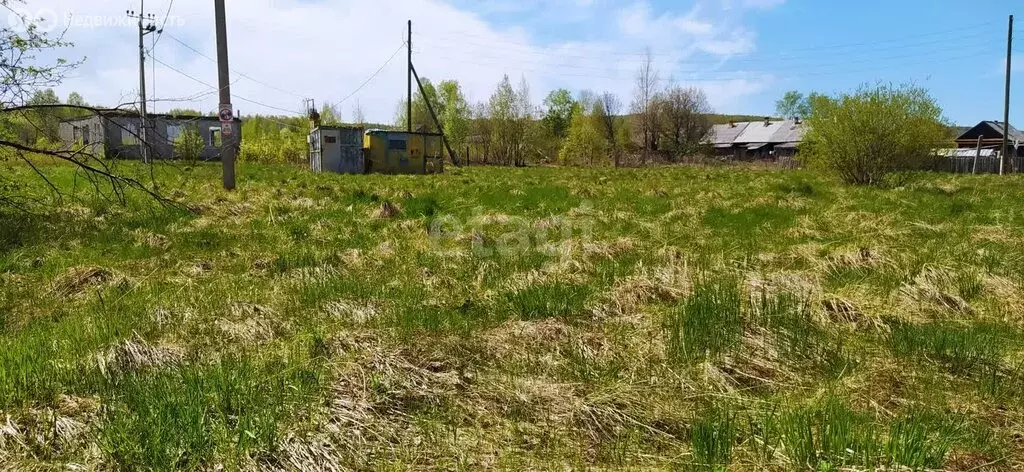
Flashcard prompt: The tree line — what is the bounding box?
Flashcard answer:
[396,53,716,167]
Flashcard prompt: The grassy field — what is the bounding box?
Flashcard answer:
[1,161,1023,470]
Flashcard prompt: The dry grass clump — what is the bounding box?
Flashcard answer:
[131,229,170,249]
[593,261,691,319]
[898,266,974,316]
[704,331,800,393]
[499,264,590,293]
[51,266,127,298]
[821,296,874,328]
[269,339,473,469]
[481,319,573,369]
[216,317,279,345]
[0,395,102,465]
[96,336,185,378]
[821,247,888,273]
[370,201,401,219]
[581,237,636,260]
[215,304,283,344]
[180,259,214,277]
[322,299,382,324]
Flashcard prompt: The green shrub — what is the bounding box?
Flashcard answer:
[802,84,952,185]
[173,124,205,164]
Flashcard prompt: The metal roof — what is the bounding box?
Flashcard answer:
[937,148,998,158]
[708,119,806,147]
[768,120,806,143]
[735,120,790,144]
[982,121,1024,141]
[709,122,750,145]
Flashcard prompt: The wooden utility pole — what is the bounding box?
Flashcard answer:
[127,4,157,163]
[973,135,983,174]
[214,0,236,190]
[407,20,413,133]
[411,63,459,166]
[1002,14,1013,175]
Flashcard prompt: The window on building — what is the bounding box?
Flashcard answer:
[166,124,183,144]
[82,126,91,145]
[388,139,407,151]
[121,124,140,146]
[324,136,337,144]
[209,127,222,147]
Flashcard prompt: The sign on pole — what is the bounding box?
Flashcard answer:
[219,104,234,136]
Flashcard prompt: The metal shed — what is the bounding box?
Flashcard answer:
[363,130,444,175]
[309,126,365,174]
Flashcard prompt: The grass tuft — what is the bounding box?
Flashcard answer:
[502,282,592,321]
[888,321,1012,373]
[100,350,323,470]
[690,405,737,470]
[666,276,743,364]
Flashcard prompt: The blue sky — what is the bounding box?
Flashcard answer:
[445,0,1021,125]
[32,0,1022,125]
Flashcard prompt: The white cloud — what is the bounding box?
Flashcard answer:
[25,0,775,121]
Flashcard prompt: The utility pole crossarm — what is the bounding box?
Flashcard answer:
[127,3,159,163]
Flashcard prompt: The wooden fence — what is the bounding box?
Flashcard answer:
[941,156,1024,174]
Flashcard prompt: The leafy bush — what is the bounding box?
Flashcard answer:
[802,84,952,185]
[173,125,204,164]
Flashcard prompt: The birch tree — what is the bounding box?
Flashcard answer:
[631,49,660,164]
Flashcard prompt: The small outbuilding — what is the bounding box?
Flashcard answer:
[364,130,444,175]
[309,126,365,174]
[308,128,444,175]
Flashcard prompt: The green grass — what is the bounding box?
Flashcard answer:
[666,276,743,364]
[888,321,1015,373]
[501,282,592,321]
[2,161,1024,469]
[100,350,323,470]
[690,405,737,471]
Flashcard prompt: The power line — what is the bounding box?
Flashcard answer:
[419,20,1001,59]
[420,49,1002,83]
[147,53,305,115]
[326,41,406,110]
[150,0,175,49]
[417,38,1003,80]
[164,31,306,100]
[151,76,245,105]
[417,29,1000,67]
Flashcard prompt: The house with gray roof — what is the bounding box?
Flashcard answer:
[955,121,1024,157]
[948,120,1024,173]
[708,117,807,160]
